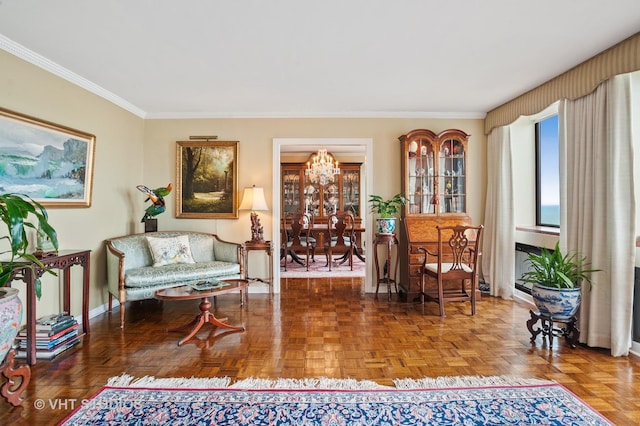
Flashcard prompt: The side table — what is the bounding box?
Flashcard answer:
[526,310,580,348]
[6,249,91,365]
[242,241,273,294]
[373,233,399,300]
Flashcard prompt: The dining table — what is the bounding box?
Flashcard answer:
[281,221,366,266]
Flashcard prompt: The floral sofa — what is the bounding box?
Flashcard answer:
[105,231,245,328]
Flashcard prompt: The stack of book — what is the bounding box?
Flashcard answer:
[14,313,81,360]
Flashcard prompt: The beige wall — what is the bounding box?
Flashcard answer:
[1,50,145,318]
[144,118,486,243]
[1,50,487,316]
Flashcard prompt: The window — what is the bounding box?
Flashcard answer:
[535,115,560,227]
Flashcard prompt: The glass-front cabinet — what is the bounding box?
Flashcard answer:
[341,168,360,217]
[400,128,469,215]
[282,166,302,217]
[398,129,473,302]
[281,153,362,221]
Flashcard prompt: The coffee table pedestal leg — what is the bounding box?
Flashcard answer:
[169,296,245,346]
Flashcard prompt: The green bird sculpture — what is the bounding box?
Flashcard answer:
[137,183,172,222]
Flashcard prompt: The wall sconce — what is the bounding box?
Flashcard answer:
[239,185,269,242]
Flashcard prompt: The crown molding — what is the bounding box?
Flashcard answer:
[0,34,147,118]
[145,111,486,120]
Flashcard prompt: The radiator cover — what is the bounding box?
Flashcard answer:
[515,243,542,295]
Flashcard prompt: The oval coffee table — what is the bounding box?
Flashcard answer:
[155,279,248,346]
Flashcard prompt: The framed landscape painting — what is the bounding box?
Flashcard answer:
[0,107,96,207]
[176,140,238,219]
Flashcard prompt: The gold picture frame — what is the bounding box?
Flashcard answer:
[0,107,96,207]
[176,140,239,219]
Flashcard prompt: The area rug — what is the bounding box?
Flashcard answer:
[59,375,612,425]
[280,252,366,278]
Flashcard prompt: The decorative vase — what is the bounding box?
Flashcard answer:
[0,287,22,363]
[376,218,397,235]
[531,284,581,320]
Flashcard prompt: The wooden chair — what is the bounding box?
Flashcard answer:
[324,211,355,271]
[282,212,315,271]
[418,224,484,316]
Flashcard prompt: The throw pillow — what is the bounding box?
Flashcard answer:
[146,235,196,267]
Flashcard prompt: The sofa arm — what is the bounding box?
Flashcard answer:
[212,235,245,278]
[105,240,126,299]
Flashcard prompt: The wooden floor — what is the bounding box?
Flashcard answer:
[2,277,640,425]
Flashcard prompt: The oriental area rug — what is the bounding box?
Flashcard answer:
[59,375,613,425]
[280,253,366,278]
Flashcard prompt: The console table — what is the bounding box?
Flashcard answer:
[6,250,91,365]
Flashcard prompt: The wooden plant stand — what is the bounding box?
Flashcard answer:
[373,233,399,300]
[1,348,31,406]
[527,310,580,348]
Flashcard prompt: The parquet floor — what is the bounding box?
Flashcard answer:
[2,277,639,425]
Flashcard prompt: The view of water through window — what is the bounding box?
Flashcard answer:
[538,115,560,226]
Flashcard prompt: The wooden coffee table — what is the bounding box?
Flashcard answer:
[155,279,248,346]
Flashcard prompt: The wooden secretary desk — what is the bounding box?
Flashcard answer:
[398,129,475,302]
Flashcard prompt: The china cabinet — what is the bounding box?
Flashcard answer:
[397,129,475,302]
[281,152,362,221]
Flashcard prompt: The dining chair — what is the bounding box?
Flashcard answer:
[282,212,315,271]
[324,211,355,271]
[418,224,483,316]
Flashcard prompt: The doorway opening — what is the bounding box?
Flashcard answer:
[272,138,374,294]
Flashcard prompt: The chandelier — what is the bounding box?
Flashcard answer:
[305,149,340,185]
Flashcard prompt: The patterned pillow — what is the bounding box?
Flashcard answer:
[146,235,196,267]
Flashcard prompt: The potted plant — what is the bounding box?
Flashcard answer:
[0,193,58,364]
[368,193,407,234]
[520,242,599,320]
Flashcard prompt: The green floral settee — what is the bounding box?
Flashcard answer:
[106,231,245,328]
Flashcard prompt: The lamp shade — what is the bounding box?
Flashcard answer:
[239,186,268,211]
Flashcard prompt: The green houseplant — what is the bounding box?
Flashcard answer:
[0,193,59,288]
[368,193,407,234]
[0,193,58,364]
[520,242,599,320]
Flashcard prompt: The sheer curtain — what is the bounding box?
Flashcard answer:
[559,74,635,356]
[482,126,515,299]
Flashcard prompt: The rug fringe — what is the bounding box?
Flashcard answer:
[231,377,391,390]
[107,374,552,390]
[393,375,554,389]
[107,373,231,388]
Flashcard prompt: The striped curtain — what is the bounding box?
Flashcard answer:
[486,32,640,134]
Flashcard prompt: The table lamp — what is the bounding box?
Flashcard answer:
[239,185,269,242]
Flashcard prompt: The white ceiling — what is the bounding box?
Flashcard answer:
[1,1,639,119]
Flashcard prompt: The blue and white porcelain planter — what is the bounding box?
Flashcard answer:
[0,287,22,363]
[376,218,397,235]
[531,284,581,320]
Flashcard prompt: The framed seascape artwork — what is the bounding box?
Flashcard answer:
[0,107,96,207]
[176,140,239,219]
